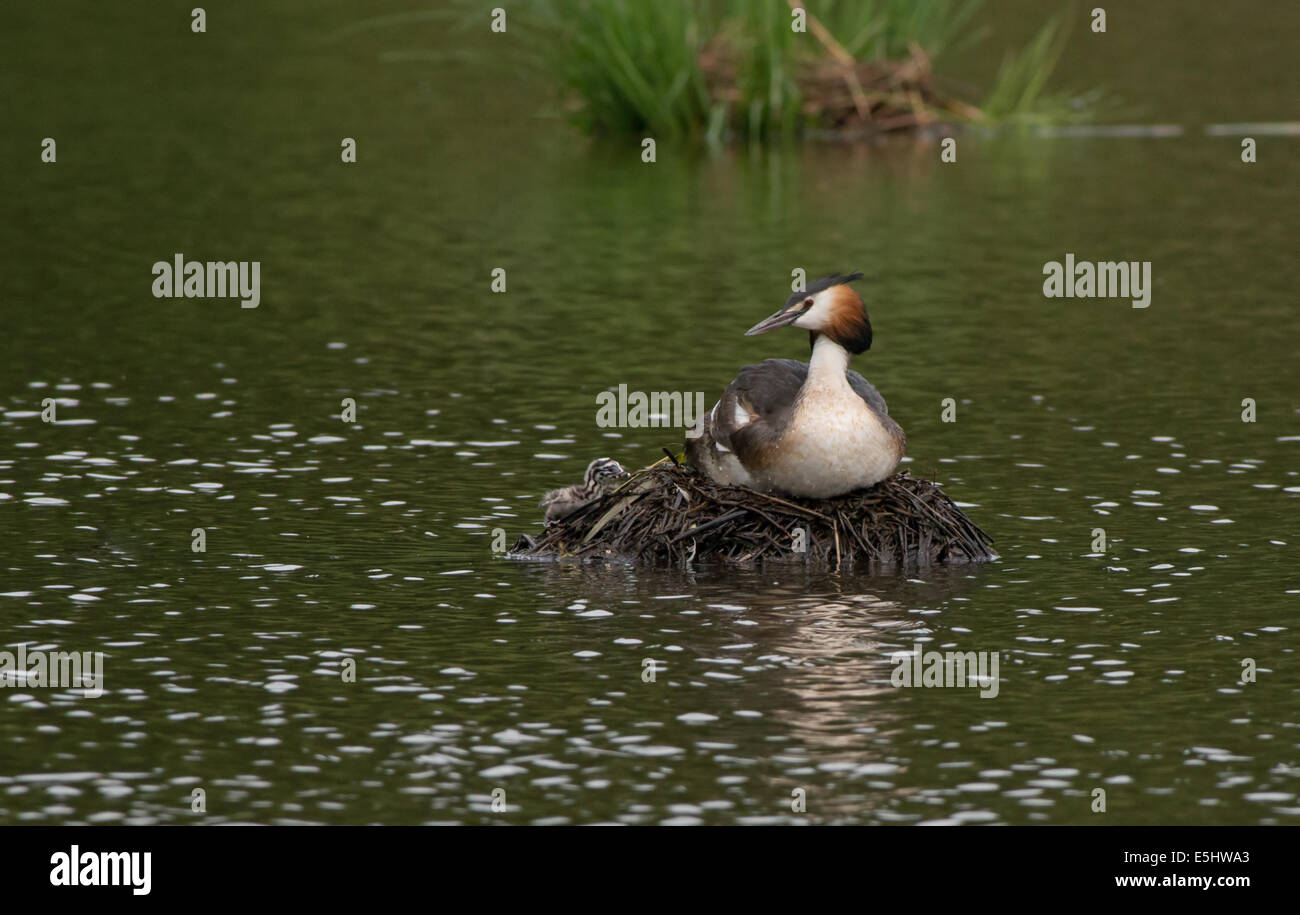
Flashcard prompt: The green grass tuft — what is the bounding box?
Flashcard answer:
[499,0,1108,139]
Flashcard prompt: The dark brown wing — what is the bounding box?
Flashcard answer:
[716,359,807,468]
[688,359,902,473]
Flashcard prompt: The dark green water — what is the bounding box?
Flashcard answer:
[1,2,1296,825]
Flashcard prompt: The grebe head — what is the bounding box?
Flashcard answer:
[744,272,873,354]
[584,457,630,489]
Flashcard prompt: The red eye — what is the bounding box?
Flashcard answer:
[803,298,814,307]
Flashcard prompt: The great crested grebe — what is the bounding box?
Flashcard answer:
[685,272,905,499]
[541,457,630,522]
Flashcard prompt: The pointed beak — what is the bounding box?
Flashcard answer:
[745,305,804,336]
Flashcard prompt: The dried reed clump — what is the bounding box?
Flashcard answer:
[511,459,995,567]
[700,38,983,135]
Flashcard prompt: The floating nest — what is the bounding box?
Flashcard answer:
[511,458,995,568]
[699,34,982,137]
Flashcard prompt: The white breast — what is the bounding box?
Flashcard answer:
[757,383,900,498]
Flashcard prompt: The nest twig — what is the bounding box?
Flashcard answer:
[510,463,995,568]
[698,31,984,136]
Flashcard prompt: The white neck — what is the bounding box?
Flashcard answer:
[806,334,851,388]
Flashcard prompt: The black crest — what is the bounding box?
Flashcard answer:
[784,271,864,310]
